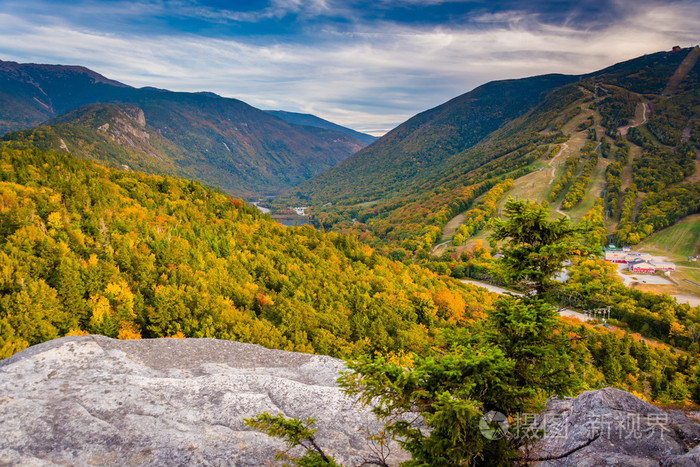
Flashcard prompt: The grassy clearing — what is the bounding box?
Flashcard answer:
[441,159,554,242]
[441,211,467,241]
[630,216,700,300]
[498,166,551,206]
[636,214,700,261]
[566,158,608,223]
[672,267,700,295]
[353,200,380,208]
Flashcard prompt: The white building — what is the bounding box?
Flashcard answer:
[651,262,676,271]
[604,251,653,263]
[630,262,655,274]
[604,250,628,263]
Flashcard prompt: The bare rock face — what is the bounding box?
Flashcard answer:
[97,105,151,149]
[0,336,408,466]
[523,387,700,466]
[3,337,698,466]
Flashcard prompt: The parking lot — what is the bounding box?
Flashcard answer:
[615,263,674,286]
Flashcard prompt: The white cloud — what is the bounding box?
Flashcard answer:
[0,1,698,135]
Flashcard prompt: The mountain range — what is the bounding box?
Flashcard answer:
[1,47,698,252]
[278,46,700,252]
[265,110,378,146]
[0,59,375,197]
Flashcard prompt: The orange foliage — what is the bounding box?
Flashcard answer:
[433,288,467,324]
[117,323,142,340]
[256,293,274,307]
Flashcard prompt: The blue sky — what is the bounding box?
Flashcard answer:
[0,0,698,135]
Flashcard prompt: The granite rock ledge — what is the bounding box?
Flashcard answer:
[0,335,408,466]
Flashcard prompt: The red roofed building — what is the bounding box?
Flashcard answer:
[631,262,655,274]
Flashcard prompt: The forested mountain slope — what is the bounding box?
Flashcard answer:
[265,110,378,145]
[279,47,700,254]
[0,143,495,361]
[0,60,368,196]
[0,143,697,408]
[289,73,577,203]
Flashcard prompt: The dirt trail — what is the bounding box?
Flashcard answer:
[618,102,649,136]
[548,143,568,185]
[431,240,451,256]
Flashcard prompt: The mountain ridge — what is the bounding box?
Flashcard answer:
[277,47,699,254]
[265,110,378,145]
[0,59,371,196]
[281,73,579,204]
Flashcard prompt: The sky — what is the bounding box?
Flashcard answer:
[0,1,698,136]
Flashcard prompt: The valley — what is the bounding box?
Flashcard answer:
[286,49,700,273]
[0,60,375,197]
[1,45,699,466]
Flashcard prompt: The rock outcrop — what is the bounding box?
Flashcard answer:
[523,387,700,466]
[0,335,407,466]
[2,337,699,466]
[97,104,152,150]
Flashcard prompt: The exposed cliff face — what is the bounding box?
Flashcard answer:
[0,335,408,466]
[95,105,151,152]
[0,60,371,197]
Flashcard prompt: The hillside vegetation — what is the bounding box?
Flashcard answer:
[0,60,369,197]
[0,144,698,409]
[277,48,700,258]
[636,214,700,260]
[0,143,497,361]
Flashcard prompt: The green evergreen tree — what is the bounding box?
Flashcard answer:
[339,199,584,465]
[490,198,579,297]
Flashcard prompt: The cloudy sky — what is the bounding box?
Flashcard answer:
[0,0,697,135]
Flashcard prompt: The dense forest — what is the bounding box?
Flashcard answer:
[0,144,698,409]
[0,143,499,361]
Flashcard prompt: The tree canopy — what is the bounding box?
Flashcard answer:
[490,197,579,296]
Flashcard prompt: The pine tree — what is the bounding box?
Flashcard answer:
[490,197,578,296]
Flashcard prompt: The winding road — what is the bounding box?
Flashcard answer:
[461,279,590,321]
[460,278,673,348]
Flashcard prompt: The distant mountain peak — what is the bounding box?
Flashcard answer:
[0,60,372,196]
[266,110,378,146]
[0,59,129,88]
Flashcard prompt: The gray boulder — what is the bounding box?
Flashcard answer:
[3,336,698,466]
[522,387,700,466]
[0,335,408,466]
